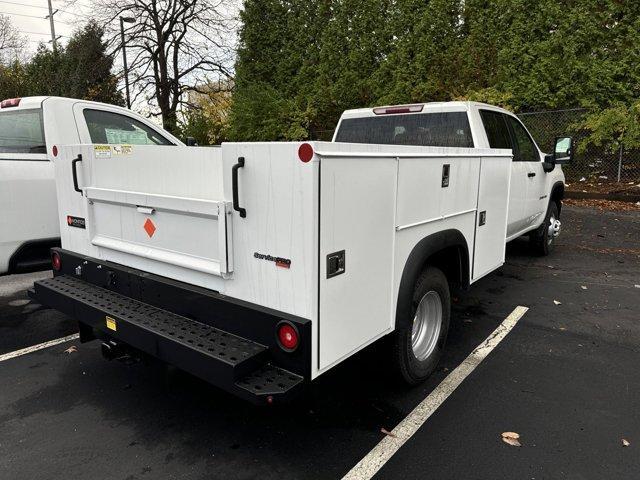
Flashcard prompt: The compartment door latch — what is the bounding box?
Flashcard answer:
[326,250,346,278]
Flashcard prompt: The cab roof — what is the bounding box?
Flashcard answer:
[339,101,513,119]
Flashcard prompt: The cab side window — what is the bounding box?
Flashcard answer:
[83,109,173,146]
[506,116,538,162]
[480,110,512,150]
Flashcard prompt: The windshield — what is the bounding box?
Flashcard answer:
[0,109,46,154]
[334,111,474,148]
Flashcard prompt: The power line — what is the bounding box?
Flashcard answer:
[0,10,72,24]
[18,29,67,38]
[0,0,82,16]
[0,10,45,19]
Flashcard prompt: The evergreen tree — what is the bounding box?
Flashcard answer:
[230,0,640,140]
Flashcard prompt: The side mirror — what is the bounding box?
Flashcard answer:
[553,136,573,164]
[184,136,198,146]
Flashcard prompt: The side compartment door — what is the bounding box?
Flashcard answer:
[319,155,397,370]
[472,156,512,280]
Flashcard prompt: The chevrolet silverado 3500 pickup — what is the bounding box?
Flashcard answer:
[0,96,183,274]
[30,102,572,404]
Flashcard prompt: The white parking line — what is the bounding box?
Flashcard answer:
[342,305,529,480]
[0,334,80,362]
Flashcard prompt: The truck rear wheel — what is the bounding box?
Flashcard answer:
[530,201,561,256]
[392,266,450,385]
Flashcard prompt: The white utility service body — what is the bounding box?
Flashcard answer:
[32,101,570,403]
[0,96,182,274]
[37,139,508,393]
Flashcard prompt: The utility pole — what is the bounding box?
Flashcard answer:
[46,0,59,52]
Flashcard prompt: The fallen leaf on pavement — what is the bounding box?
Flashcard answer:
[64,346,77,354]
[622,439,630,447]
[553,300,562,305]
[501,432,521,447]
[381,428,397,438]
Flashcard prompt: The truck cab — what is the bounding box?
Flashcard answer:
[0,96,183,274]
[333,102,568,253]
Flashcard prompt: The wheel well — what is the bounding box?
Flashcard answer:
[424,245,466,292]
[551,182,565,215]
[395,230,469,331]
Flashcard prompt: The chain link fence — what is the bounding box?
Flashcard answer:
[518,108,640,187]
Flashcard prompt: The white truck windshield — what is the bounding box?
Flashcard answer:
[335,111,474,148]
[0,109,46,154]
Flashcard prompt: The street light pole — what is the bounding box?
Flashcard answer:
[46,0,58,53]
[119,17,135,109]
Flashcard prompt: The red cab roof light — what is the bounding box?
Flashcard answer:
[373,104,424,115]
[1,98,21,108]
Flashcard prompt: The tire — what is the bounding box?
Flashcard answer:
[530,201,561,256]
[392,266,451,385]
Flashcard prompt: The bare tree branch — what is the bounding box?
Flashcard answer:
[77,0,237,133]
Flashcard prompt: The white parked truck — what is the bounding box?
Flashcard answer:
[0,96,183,274]
[30,102,572,404]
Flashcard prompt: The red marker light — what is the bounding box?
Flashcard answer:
[51,251,61,271]
[1,98,21,108]
[298,143,314,163]
[52,145,58,157]
[373,104,424,115]
[277,322,299,351]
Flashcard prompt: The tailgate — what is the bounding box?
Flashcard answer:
[71,144,233,277]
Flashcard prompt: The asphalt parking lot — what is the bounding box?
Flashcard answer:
[1,203,638,480]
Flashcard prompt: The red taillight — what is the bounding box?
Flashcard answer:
[373,104,424,115]
[298,143,314,163]
[277,322,299,351]
[52,145,58,157]
[51,251,61,271]
[1,98,21,108]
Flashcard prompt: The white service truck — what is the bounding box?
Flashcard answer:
[0,96,183,274]
[30,102,572,404]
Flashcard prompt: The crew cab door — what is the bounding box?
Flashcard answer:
[505,116,546,231]
[478,110,527,237]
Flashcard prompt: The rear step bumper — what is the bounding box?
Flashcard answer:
[30,275,304,404]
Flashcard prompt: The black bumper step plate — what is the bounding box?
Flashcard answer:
[31,275,303,403]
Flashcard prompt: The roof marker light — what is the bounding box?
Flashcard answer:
[1,98,21,108]
[373,104,424,115]
[298,143,314,163]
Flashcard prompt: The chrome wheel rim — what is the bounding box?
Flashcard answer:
[411,291,442,361]
[547,214,561,245]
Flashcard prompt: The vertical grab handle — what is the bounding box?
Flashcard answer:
[232,156,246,218]
[72,154,83,194]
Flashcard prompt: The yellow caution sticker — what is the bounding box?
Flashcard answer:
[94,145,112,159]
[106,316,117,331]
